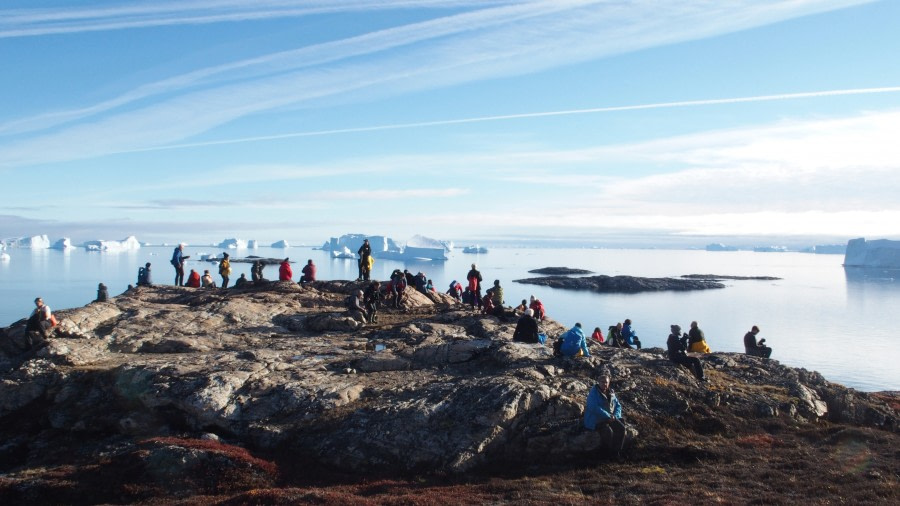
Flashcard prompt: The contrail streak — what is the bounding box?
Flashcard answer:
[119,86,900,154]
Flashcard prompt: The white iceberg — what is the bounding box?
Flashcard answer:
[51,238,75,250]
[83,235,141,252]
[331,246,356,259]
[4,234,51,249]
[844,238,900,268]
[219,238,247,249]
[403,234,449,260]
[248,239,259,249]
[271,240,290,248]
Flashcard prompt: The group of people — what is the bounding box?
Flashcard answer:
[166,245,318,289]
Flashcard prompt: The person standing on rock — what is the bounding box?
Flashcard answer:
[467,264,483,310]
[219,253,232,288]
[364,281,381,323]
[583,373,626,455]
[687,321,710,353]
[171,244,188,286]
[301,259,316,283]
[622,319,642,349]
[667,324,706,381]
[357,239,371,281]
[513,308,540,343]
[744,325,772,358]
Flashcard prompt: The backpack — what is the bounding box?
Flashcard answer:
[137,267,147,284]
[552,337,563,357]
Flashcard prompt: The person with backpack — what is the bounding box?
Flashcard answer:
[447,280,463,302]
[390,269,406,309]
[466,264,483,310]
[26,297,56,340]
[607,323,624,347]
[219,253,232,288]
[357,239,372,281]
[667,324,706,381]
[559,322,591,357]
[137,262,153,287]
[583,373,627,455]
[171,244,188,286]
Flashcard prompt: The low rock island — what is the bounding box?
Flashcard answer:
[0,282,896,503]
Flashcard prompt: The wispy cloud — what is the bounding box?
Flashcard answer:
[0,0,875,168]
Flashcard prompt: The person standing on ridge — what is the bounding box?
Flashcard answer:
[466,263,483,310]
[219,252,232,288]
[357,239,371,281]
[171,244,189,286]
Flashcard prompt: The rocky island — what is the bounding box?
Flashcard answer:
[1,282,897,504]
[515,274,727,292]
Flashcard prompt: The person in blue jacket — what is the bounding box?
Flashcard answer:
[622,318,642,349]
[583,373,626,454]
[560,322,591,357]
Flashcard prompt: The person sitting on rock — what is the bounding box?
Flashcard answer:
[667,324,706,381]
[559,322,591,357]
[529,295,545,321]
[622,319,642,349]
[583,373,626,455]
[687,320,711,353]
[447,280,463,302]
[279,258,293,282]
[607,323,624,347]
[185,269,201,288]
[96,283,109,302]
[364,281,381,323]
[591,327,605,344]
[512,308,540,343]
[234,273,249,288]
[514,299,528,314]
[744,325,772,358]
[491,280,504,308]
[301,259,316,283]
[25,297,56,341]
[347,289,367,323]
[137,262,153,287]
[414,272,428,294]
[251,260,264,282]
[482,288,495,315]
[201,269,217,288]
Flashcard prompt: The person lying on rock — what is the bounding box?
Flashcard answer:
[583,373,626,455]
[512,308,540,343]
[559,322,590,357]
[687,320,711,353]
[622,319,642,349]
[667,324,706,382]
[744,325,772,358]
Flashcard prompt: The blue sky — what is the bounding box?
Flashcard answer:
[2,0,899,247]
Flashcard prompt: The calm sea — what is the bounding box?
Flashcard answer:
[1,246,898,392]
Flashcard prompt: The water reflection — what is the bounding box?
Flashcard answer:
[844,266,900,284]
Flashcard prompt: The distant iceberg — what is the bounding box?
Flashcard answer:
[331,246,356,259]
[3,234,50,249]
[271,240,290,248]
[219,238,247,249]
[462,245,488,254]
[248,239,259,249]
[84,235,141,252]
[51,238,75,250]
[323,233,452,261]
[706,243,737,252]
[844,238,900,268]
[753,246,788,253]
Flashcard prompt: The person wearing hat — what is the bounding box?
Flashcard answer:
[667,324,705,381]
[513,308,540,343]
[583,373,627,455]
[219,252,232,288]
[278,258,293,282]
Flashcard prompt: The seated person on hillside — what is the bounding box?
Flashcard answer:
[591,327,605,344]
[512,309,540,343]
[687,321,711,353]
[25,297,56,340]
[233,273,249,288]
[137,262,153,287]
[622,319,642,349]
[583,373,626,455]
[559,322,591,357]
[185,269,201,288]
[744,325,772,358]
[347,290,367,323]
[606,323,624,347]
[447,280,463,302]
[201,270,217,288]
[279,258,293,282]
[482,289,495,314]
[96,283,109,302]
[301,259,316,283]
[667,324,706,381]
[514,299,528,314]
[529,296,546,321]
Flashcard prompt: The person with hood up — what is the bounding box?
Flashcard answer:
[583,373,626,454]
[591,327,605,343]
[559,322,591,357]
[219,253,232,288]
[279,258,293,281]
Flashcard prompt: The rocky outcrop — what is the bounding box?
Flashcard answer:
[515,274,726,292]
[528,267,594,275]
[0,282,897,502]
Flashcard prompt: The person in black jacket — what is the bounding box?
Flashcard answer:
[667,324,705,381]
[357,239,371,281]
[512,309,540,343]
[363,281,381,323]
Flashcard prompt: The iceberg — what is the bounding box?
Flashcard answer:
[83,235,141,252]
[219,238,247,249]
[323,233,451,261]
[3,234,51,249]
[403,235,449,260]
[706,243,737,252]
[248,240,259,249]
[271,240,290,248]
[331,246,356,259]
[51,238,75,250]
[843,238,900,268]
[462,245,488,254]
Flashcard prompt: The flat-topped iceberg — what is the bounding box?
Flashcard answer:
[84,235,141,252]
[219,238,247,249]
[271,240,290,248]
[323,233,451,261]
[51,238,75,250]
[844,237,900,268]
[2,234,50,249]
[248,239,259,249]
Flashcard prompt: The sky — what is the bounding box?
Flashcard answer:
[1,0,899,248]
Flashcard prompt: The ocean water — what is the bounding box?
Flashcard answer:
[1,246,898,392]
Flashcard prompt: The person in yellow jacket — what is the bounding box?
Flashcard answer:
[687,321,711,353]
[219,252,232,288]
[363,254,375,281]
